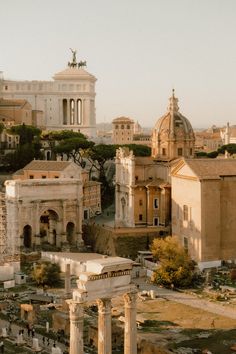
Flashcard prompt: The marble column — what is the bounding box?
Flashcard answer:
[123,291,137,354]
[67,300,84,354]
[65,263,71,296]
[97,298,112,354]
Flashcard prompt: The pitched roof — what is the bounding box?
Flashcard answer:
[185,158,236,179]
[0,98,28,108]
[23,160,73,171]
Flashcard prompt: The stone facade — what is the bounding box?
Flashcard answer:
[0,98,33,126]
[152,90,195,160]
[112,117,135,144]
[171,158,236,268]
[69,256,137,354]
[112,116,151,146]
[5,178,84,251]
[13,160,101,220]
[0,51,96,137]
[115,148,171,230]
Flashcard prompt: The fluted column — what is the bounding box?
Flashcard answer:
[67,99,70,125]
[124,291,137,354]
[67,300,84,354]
[97,298,112,354]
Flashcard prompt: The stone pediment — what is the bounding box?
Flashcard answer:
[85,257,133,275]
[171,159,198,180]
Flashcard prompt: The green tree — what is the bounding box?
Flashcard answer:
[151,236,195,288]
[123,144,151,156]
[31,261,61,287]
[9,124,41,144]
[207,151,218,158]
[218,143,236,155]
[53,137,94,167]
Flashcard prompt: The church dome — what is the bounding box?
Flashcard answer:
[152,90,195,160]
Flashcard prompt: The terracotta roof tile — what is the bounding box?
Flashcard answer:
[23,160,72,171]
[186,158,236,179]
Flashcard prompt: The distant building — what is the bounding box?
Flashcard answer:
[0,98,33,126]
[172,158,236,268]
[112,117,134,144]
[152,90,195,160]
[112,117,151,146]
[221,122,236,145]
[195,125,223,152]
[0,51,96,137]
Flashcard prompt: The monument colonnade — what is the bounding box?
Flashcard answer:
[67,290,137,354]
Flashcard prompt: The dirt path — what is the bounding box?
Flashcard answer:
[135,278,236,320]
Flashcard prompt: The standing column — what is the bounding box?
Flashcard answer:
[67,99,70,125]
[67,300,84,354]
[65,263,71,297]
[97,298,112,354]
[123,291,137,354]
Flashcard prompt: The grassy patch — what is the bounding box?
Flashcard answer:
[169,329,236,354]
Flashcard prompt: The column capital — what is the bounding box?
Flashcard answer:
[67,300,83,319]
[97,298,111,314]
[123,291,137,307]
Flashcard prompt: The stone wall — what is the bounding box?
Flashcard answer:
[83,223,168,259]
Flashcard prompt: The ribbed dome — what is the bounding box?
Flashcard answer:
[152,90,195,160]
[153,91,194,140]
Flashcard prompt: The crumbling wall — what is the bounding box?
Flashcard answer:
[83,223,160,259]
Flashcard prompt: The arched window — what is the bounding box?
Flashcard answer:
[77,99,82,125]
[121,125,124,129]
[70,99,75,125]
[63,99,67,125]
[183,205,188,221]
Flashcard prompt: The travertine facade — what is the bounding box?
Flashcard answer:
[0,51,96,137]
[152,90,195,160]
[13,160,101,219]
[172,158,236,268]
[5,178,83,251]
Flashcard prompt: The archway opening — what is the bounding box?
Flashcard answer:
[23,225,32,248]
[121,197,126,221]
[66,222,75,244]
[40,209,59,245]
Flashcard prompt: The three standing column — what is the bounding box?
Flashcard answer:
[97,298,112,354]
[124,291,137,354]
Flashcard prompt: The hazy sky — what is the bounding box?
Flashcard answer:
[1,0,236,128]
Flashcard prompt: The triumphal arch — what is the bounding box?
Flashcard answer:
[5,178,83,253]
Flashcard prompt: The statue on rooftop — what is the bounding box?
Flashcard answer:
[70,48,77,64]
[68,49,87,69]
